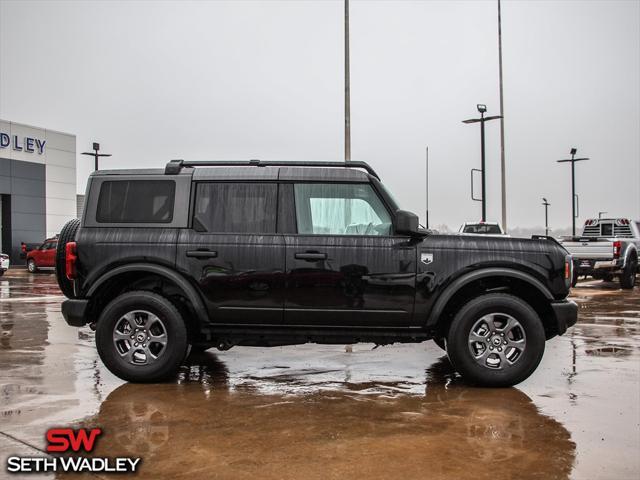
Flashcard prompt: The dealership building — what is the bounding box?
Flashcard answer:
[0,119,77,263]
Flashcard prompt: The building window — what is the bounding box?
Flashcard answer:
[96,180,175,223]
[194,183,277,233]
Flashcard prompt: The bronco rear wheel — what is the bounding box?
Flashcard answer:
[446,293,545,387]
[55,219,80,298]
[96,291,189,383]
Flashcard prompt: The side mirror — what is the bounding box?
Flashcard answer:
[395,210,424,236]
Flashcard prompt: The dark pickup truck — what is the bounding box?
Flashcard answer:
[57,160,577,386]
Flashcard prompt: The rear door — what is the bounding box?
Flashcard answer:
[175,181,285,325]
[281,182,416,327]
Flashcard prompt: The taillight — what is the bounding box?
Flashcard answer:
[564,255,574,289]
[613,241,622,259]
[65,242,77,280]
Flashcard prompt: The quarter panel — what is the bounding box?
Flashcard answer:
[77,227,180,291]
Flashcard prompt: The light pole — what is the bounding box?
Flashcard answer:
[497,0,507,232]
[557,148,589,237]
[463,104,502,222]
[542,197,550,236]
[81,142,111,171]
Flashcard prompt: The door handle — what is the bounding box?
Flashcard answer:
[186,250,218,259]
[294,252,327,261]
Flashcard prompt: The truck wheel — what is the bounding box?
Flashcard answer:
[96,291,189,383]
[27,259,38,273]
[55,219,80,298]
[620,255,638,290]
[446,293,545,387]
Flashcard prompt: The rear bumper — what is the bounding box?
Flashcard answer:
[61,299,89,327]
[551,300,578,336]
[575,258,622,273]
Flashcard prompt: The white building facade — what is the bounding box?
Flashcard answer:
[0,119,77,262]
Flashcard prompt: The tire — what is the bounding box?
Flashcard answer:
[27,259,37,273]
[433,337,446,352]
[446,293,546,388]
[55,219,80,298]
[0,270,4,277]
[571,269,579,288]
[96,291,189,383]
[620,255,638,290]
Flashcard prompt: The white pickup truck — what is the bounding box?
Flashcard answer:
[561,218,639,289]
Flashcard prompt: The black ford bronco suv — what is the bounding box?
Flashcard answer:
[57,160,577,386]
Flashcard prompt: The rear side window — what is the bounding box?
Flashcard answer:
[194,182,277,233]
[96,180,175,223]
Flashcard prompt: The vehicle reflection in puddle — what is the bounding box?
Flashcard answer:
[71,355,575,480]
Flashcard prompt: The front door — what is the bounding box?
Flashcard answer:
[44,240,57,267]
[175,182,285,325]
[283,182,416,327]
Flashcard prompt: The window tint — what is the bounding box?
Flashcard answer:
[194,183,277,233]
[97,180,175,223]
[294,183,392,236]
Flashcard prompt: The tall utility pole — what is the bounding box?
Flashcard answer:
[463,105,502,222]
[557,148,589,237]
[344,0,351,162]
[81,142,111,171]
[542,198,550,236]
[425,146,429,229]
[497,0,507,231]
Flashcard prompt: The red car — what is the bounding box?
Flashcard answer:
[26,237,58,273]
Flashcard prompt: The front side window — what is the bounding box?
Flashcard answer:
[194,182,277,233]
[294,183,392,236]
[97,180,175,223]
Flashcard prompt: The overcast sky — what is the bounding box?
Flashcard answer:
[0,0,638,230]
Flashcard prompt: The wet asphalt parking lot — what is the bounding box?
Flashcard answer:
[0,270,638,480]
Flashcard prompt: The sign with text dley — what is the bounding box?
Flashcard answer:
[0,131,46,154]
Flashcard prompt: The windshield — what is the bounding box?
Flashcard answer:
[463,224,502,234]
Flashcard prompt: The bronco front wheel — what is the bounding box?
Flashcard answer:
[96,291,189,382]
[446,293,545,387]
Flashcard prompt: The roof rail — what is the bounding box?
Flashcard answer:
[164,159,380,179]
